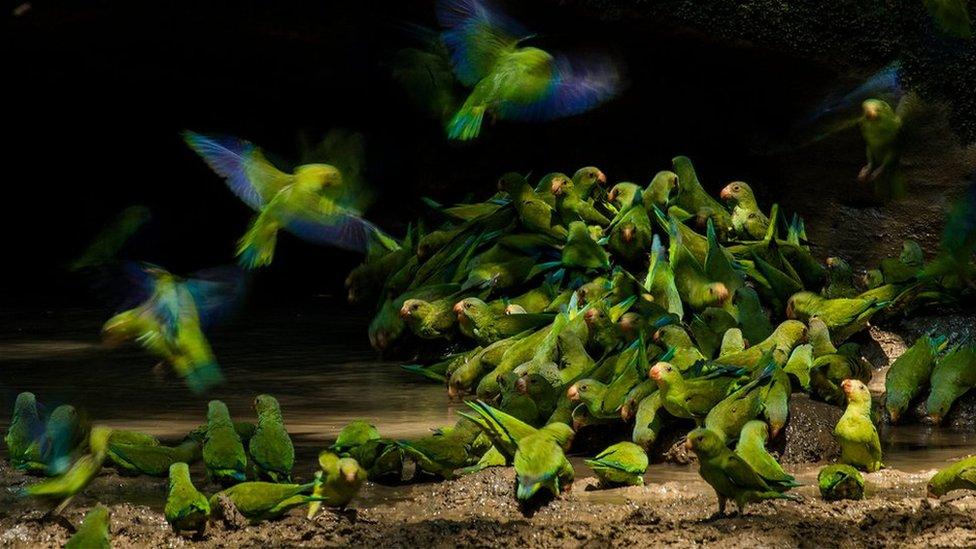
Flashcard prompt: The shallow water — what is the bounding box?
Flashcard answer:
[0,305,973,481]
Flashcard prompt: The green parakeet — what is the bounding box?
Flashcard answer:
[880,240,925,284]
[720,181,769,241]
[717,320,807,370]
[399,297,458,339]
[331,420,381,454]
[249,394,295,483]
[926,345,976,424]
[858,99,904,201]
[584,441,648,487]
[671,156,733,237]
[834,379,883,472]
[203,400,248,485]
[165,462,210,535]
[667,219,730,311]
[735,420,798,488]
[810,352,872,405]
[396,419,480,479]
[210,480,323,523]
[21,426,113,513]
[455,296,553,345]
[108,439,201,477]
[786,290,888,344]
[307,451,366,518]
[818,464,865,501]
[514,428,575,501]
[101,262,243,394]
[437,0,619,140]
[927,455,976,497]
[687,427,797,516]
[885,334,946,423]
[44,404,87,476]
[64,505,111,549]
[562,221,610,269]
[649,361,746,421]
[783,343,815,390]
[608,203,655,264]
[643,171,679,211]
[185,130,392,268]
[732,286,773,346]
[704,362,776,442]
[496,173,567,239]
[552,178,611,227]
[632,391,665,449]
[5,392,45,472]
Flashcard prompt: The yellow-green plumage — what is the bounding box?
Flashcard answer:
[203,400,248,485]
[249,395,295,482]
[307,452,367,518]
[64,505,111,549]
[165,462,210,535]
[584,442,648,487]
[834,379,883,472]
[928,455,976,497]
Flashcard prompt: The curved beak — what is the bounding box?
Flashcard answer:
[597,171,607,185]
[551,178,565,196]
[344,470,358,483]
[584,308,600,325]
[398,306,411,320]
[621,226,635,243]
[567,384,580,401]
[649,363,663,381]
[453,301,465,315]
[684,437,693,451]
[719,184,733,201]
[515,376,528,395]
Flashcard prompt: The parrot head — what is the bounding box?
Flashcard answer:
[399,299,427,320]
[574,166,607,187]
[12,392,40,420]
[685,428,723,456]
[719,181,747,203]
[550,175,571,196]
[706,282,731,305]
[648,361,677,385]
[567,381,591,402]
[338,457,365,485]
[453,297,485,322]
[583,306,605,327]
[840,379,870,403]
[617,312,643,338]
[497,172,527,195]
[253,394,283,417]
[861,99,893,122]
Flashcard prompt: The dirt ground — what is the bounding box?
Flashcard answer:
[3,314,976,548]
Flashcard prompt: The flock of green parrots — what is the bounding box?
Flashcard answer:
[5,392,366,545]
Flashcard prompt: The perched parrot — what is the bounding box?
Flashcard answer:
[562,221,610,270]
[64,505,111,549]
[822,257,859,299]
[454,296,553,345]
[834,379,883,472]
[818,464,865,501]
[44,404,87,476]
[704,363,776,442]
[720,181,769,241]
[734,420,798,488]
[885,335,945,423]
[671,156,733,237]
[210,480,323,523]
[649,361,745,421]
[203,400,248,485]
[925,345,976,424]
[858,99,904,201]
[101,262,244,394]
[436,0,620,140]
[552,177,611,227]
[399,297,458,339]
[331,420,382,454]
[4,392,45,472]
[687,427,797,516]
[108,439,201,477]
[927,455,976,497]
[514,428,575,501]
[165,462,211,535]
[307,451,367,518]
[249,394,295,483]
[584,441,648,487]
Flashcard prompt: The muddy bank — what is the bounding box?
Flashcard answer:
[3,462,976,548]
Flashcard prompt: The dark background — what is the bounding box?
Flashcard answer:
[4,0,881,308]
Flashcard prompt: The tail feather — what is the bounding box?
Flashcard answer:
[184,362,225,394]
[237,220,278,269]
[447,105,486,141]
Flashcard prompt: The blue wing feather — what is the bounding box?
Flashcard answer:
[183,131,265,210]
[437,0,527,86]
[498,54,621,122]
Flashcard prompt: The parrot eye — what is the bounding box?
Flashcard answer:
[733,185,740,192]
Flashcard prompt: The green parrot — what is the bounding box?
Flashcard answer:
[567,379,616,420]
[108,439,200,477]
[822,257,859,299]
[687,427,797,516]
[165,462,211,535]
[5,392,45,472]
[720,181,769,241]
[643,171,679,211]
[562,221,610,269]
[396,419,480,479]
[607,182,641,210]
[671,156,733,238]
[786,291,889,344]
[572,167,609,200]
[764,364,792,438]
[21,426,113,513]
[210,480,323,523]
[927,455,976,498]
[44,404,87,476]
[704,363,776,442]
[108,430,161,447]
[926,345,976,424]
[652,324,706,371]
[203,400,248,485]
[732,286,773,346]
[689,307,739,359]
[667,219,731,311]
[498,372,541,424]
[307,451,367,518]
[810,352,873,405]
[834,379,883,472]
[584,441,648,487]
[437,0,619,140]
[514,428,575,501]
[880,240,925,284]
[331,420,381,454]
[249,394,295,482]
[703,219,745,295]
[720,328,747,356]
[185,130,391,268]
[552,177,611,227]
[101,262,242,394]
[885,334,946,423]
[496,172,567,239]
[454,296,553,345]
[533,172,567,208]
[64,505,111,549]
[783,343,815,390]
[734,420,798,488]
[818,464,865,501]
[460,401,573,461]
[858,99,904,201]
[807,317,837,358]
[608,203,655,264]
[516,373,562,422]
[717,320,807,370]
[649,361,746,421]
[399,297,458,339]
